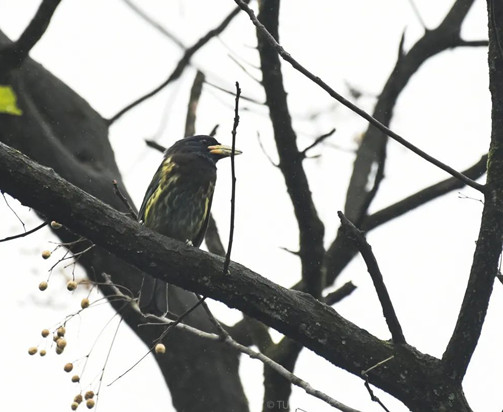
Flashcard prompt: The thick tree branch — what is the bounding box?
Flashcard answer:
[442,0,503,382]
[0,140,473,411]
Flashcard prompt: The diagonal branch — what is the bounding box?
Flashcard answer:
[235,0,484,192]
[363,155,488,231]
[109,3,247,124]
[338,212,406,344]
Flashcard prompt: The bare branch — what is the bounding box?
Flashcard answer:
[0,220,48,243]
[109,4,246,124]
[235,0,484,192]
[121,0,185,49]
[223,82,241,275]
[338,212,406,344]
[113,180,137,220]
[363,155,487,231]
[144,139,166,153]
[300,128,336,158]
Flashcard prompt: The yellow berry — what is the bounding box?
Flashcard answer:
[28,346,38,355]
[74,394,83,404]
[86,399,95,409]
[84,391,94,400]
[38,281,48,291]
[71,402,79,411]
[41,329,50,338]
[57,338,67,349]
[57,326,66,337]
[39,349,47,357]
[71,375,80,383]
[50,221,63,229]
[154,343,166,354]
[56,346,64,355]
[67,281,78,291]
[80,298,90,309]
[64,363,74,373]
[41,250,51,259]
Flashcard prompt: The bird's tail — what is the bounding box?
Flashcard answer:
[139,275,169,317]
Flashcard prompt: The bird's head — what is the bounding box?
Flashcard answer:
[166,135,242,163]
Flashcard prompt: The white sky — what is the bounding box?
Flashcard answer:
[0,1,498,411]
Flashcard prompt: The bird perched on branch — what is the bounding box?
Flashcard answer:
[138,135,241,316]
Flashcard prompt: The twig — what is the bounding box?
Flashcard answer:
[0,0,62,69]
[144,139,167,153]
[256,131,278,167]
[0,220,48,243]
[2,192,26,231]
[204,80,264,105]
[300,128,336,157]
[115,285,362,412]
[109,4,246,124]
[338,212,406,344]
[209,124,219,137]
[361,356,395,412]
[95,317,123,411]
[120,0,185,49]
[112,180,137,220]
[407,0,428,30]
[197,295,360,412]
[234,0,485,193]
[223,82,241,275]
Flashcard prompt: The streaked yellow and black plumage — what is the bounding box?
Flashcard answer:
[138,135,241,316]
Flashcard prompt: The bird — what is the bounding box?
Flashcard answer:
[138,135,241,316]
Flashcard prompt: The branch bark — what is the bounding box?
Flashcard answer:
[442,0,503,382]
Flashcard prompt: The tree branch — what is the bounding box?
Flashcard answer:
[363,155,488,231]
[338,212,406,344]
[109,3,246,124]
[235,0,484,192]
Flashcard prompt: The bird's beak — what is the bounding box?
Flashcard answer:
[208,144,242,157]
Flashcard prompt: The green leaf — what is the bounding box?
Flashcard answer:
[0,85,23,116]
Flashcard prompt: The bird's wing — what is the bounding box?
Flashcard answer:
[192,190,214,248]
[137,162,164,223]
